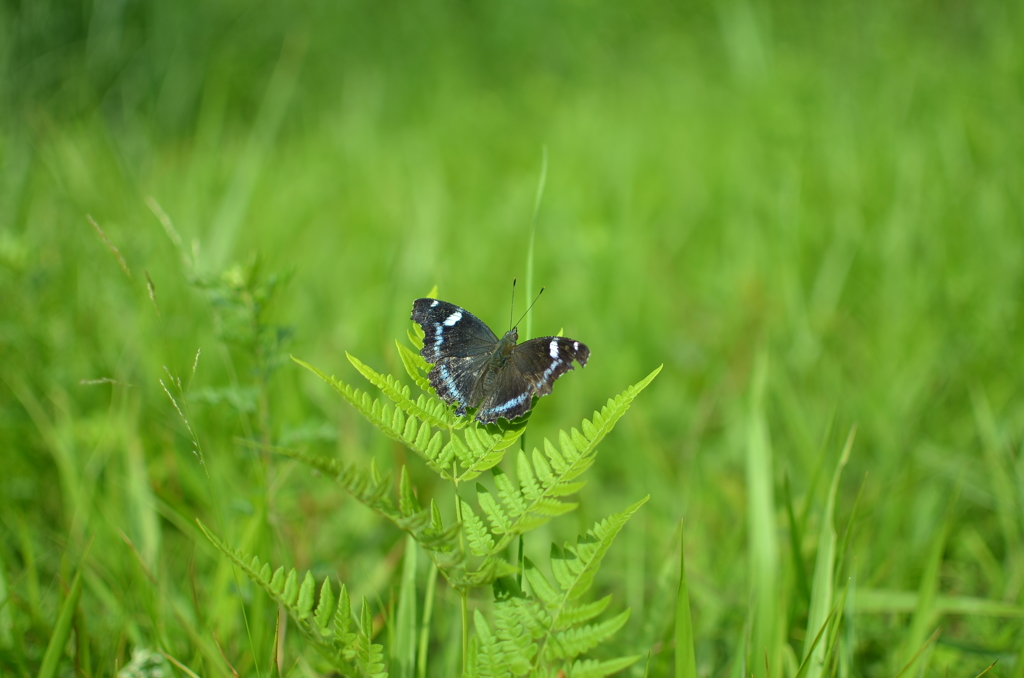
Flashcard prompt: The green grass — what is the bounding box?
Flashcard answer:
[2,0,1024,675]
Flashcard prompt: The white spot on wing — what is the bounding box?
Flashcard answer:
[549,339,559,359]
[444,311,462,326]
[430,300,439,307]
[573,341,579,351]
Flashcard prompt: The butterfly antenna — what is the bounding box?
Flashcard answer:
[509,277,517,332]
[513,286,545,330]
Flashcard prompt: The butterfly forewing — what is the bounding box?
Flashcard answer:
[412,298,499,362]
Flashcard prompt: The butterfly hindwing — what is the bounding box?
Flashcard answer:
[513,336,591,397]
[476,337,590,423]
[427,354,491,416]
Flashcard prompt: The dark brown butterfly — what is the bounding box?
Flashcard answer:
[411,298,590,423]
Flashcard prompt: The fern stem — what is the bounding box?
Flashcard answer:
[460,589,470,676]
[417,563,438,678]
[452,467,470,675]
[525,145,547,342]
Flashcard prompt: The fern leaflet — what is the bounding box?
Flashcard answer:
[196,521,387,677]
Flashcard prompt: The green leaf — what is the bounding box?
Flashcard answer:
[400,466,421,517]
[271,448,465,579]
[297,571,316,617]
[348,351,453,429]
[394,535,418,678]
[802,427,854,678]
[292,356,450,473]
[473,610,511,678]
[557,597,612,631]
[794,610,835,678]
[462,498,496,557]
[675,521,696,678]
[545,609,630,660]
[477,484,512,535]
[37,563,85,678]
[335,584,353,639]
[195,520,373,675]
[283,569,299,606]
[524,557,560,607]
[569,655,643,678]
[396,340,434,393]
[316,578,335,632]
[561,497,649,601]
[455,423,528,482]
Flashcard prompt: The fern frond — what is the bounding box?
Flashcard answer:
[461,498,496,557]
[273,448,465,577]
[522,558,560,607]
[355,597,388,677]
[493,577,548,640]
[347,352,453,429]
[555,497,649,602]
[196,521,387,677]
[398,466,421,517]
[544,609,630,661]
[473,610,512,678]
[567,656,642,678]
[493,604,537,675]
[487,368,661,553]
[554,596,612,630]
[395,340,434,393]
[477,483,512,536]
[292,356,450,473]
[454,420,528,482]
[522,497,648,672]
[456,555,517,589]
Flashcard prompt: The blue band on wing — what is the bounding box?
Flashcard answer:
[436,364,464,400]
[479,392,530,419]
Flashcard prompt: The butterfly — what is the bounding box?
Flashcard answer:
[411,298,590,424]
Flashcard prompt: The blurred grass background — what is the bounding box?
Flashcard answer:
[2,0,1023,675]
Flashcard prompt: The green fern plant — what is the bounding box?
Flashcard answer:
[196,521,386,677]
[199,306,661,677]
[469,497,649,678]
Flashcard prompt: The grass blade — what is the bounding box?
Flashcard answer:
[37,564,85,678]
[394,535,418,678]
[794,610,835,678]
[524,145,547,341]
[783,473,811,605]
[973,660,998,678]
[903,476,961,667]
[417,563,438,678]
[746,349,779,677]
[802,426,854,677]
[675,520,697,678]
[893,628,941,678]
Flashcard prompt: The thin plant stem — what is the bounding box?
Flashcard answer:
[452,461,470,675]
[525,146,547,341]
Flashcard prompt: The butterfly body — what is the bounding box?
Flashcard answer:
[411,298,590,423]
